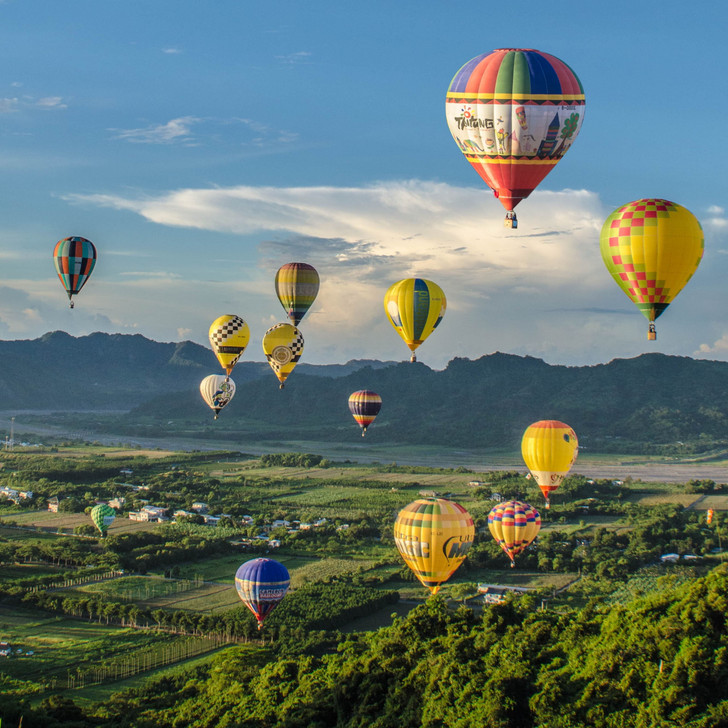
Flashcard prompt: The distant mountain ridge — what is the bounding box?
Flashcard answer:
[4,331,728,452]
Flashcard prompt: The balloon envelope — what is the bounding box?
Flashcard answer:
[275,262,320,326]
[384,278,446,362]
[262,323,304,388]
[90,504,115,537]
[393,498,474,595]
[488,500,540,567]
[521,420,578,507]
[600,199,704,339]
[235,558,290,629]
[200,375,236,419]
[53,236,97,307]
[348,390,382,435]
[209,315,250,377]
[446,48,585,224]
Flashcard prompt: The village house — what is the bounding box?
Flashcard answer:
[47,496,60,512]
[128,505,168,522]
[477,583,531,604]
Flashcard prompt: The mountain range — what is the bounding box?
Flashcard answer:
[6,331,728,453]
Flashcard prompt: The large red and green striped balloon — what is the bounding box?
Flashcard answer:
[446,48,585,222]
[53,236,97,308]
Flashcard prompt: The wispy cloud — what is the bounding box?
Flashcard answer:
[109,116,200,145]
[0,95,69,113]
[275,51,312,65]
[36,96,67,110]
[108,116,299,148]
[162,47,182,55]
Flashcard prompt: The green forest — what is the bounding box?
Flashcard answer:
[0,445,727,727]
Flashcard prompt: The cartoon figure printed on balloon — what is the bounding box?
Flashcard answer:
[199,374,236,420]
[53,236,97,308]
[446,48,585,228]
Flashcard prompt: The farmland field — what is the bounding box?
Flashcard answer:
[0,510,160,536]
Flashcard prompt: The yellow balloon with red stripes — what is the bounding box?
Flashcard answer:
[393,498,474,595]
[521,420,578,508]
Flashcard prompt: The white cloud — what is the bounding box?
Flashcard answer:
[108,116,298,149]
[162,47,182,54]
[177,327,192,339]
[275,51,312,65]
[110,116,200,144]
[695,334,728,356]
[0,98,18,113]
[36,96,67,109]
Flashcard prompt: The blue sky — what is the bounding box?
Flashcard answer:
[0,0,726,369]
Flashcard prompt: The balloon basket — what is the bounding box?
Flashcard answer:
[504,212,518,229]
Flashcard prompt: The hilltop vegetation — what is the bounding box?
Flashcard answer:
[0,446,727,727]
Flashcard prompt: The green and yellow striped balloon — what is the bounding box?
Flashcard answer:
[384,278,446,362]
[275,263,320,326]
[393,498,474,595]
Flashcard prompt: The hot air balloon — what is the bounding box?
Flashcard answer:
[393,498,474,595]
[53,236,97,308]
[348,390,382,436]
[90,504,115,537]
[599,199,704,340]
[234,558,290,630]
[488,500,541,567]
[446,48,585,228]
[384,278,446,362]
[707,509,714,525]
[209,315,250,378]
[275,263,320,326]
[200,375,236,419]
[521,420,578,509]
[262,323,304,389]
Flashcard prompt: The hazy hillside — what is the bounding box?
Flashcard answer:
[3,331,728,453]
